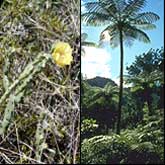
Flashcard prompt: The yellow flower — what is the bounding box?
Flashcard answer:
[52,42,73,67]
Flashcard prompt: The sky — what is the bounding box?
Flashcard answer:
[81,0,164,84]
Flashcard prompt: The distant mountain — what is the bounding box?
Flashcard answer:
[85,76,117,88]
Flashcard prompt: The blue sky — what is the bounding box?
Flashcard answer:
[81,0,164,83]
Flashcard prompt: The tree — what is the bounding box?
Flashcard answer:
[81,32,98,56]
[126,48,164,76]
[125,70,163,115]
[0,0,3,7]
[88,82,118,109]
[84,82,119,133]
[82,0,159,134]
[126,48,164,115]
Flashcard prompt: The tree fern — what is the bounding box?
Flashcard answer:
[82,0,159,134]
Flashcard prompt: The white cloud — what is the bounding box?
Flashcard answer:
[113,77,120,86]
[82,46,111,79]
[113,77,133,88]
[101,30,111,42]
[81,5,86,13]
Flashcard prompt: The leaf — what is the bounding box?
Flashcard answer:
[3,75,10,90]
[0,94,15,135]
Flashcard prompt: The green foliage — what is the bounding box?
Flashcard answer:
[87,82,118,109]
[122,142,162,164]
[81,79,119,136]
[81,113,164,164]
[82,78,144,135]
[81,0,163,162]
[126,48,164,76]
[82,0,160,134]
[125,48,164,115]
[81,134,129,164]
[82,78,118,110]
[81,71,164,164]
[81,118,98,140]
[81,118,98,133]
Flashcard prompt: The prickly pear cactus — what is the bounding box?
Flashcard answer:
[0,53,51,135]
[0,0,80,164]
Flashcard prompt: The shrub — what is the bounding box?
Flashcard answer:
[123,142,162,164]
[81,119,164,164]
[81,135,130,164]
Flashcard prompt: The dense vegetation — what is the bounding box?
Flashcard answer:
[81,0,164,164]
[81,48,164,164]
[0,0,80,164]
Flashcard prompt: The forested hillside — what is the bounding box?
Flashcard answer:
[86,76,117,88]
[0,0,80,164]
[81,48,164,164]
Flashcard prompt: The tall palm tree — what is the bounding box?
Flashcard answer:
[82,0,159,134]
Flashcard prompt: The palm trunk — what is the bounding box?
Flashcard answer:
[147,99,152,116]
[146,88,152,116]
[116,29,124,134]
[143,88,152,115]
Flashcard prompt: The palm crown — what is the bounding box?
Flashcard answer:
[82,0,159,47]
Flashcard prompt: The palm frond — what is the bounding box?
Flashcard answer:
[82,12,111,26]
[83,1,108,15]
[131,28,150,43]
[100,23,116,34]
[131,22,156,30]
[82,41,98,47]
[110,35,120,47]
[100,25,112,42]
[125,70,163,87]
[123,24,150,43]
[123,0,146,17]
[113,0,127,12]
[134,12,160,23]
[81,33,88,41]
[104,82,118,92]
[100,0,120,21]
[123,36,135,47]
[82,0,118,26]
[100,24,120,47]
[101,0,118,13]
[81,33,99,56]
[82,0,158,48]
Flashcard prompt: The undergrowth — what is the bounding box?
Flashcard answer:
[0,0,80,164]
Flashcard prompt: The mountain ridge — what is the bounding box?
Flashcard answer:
[85,76,117,88]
